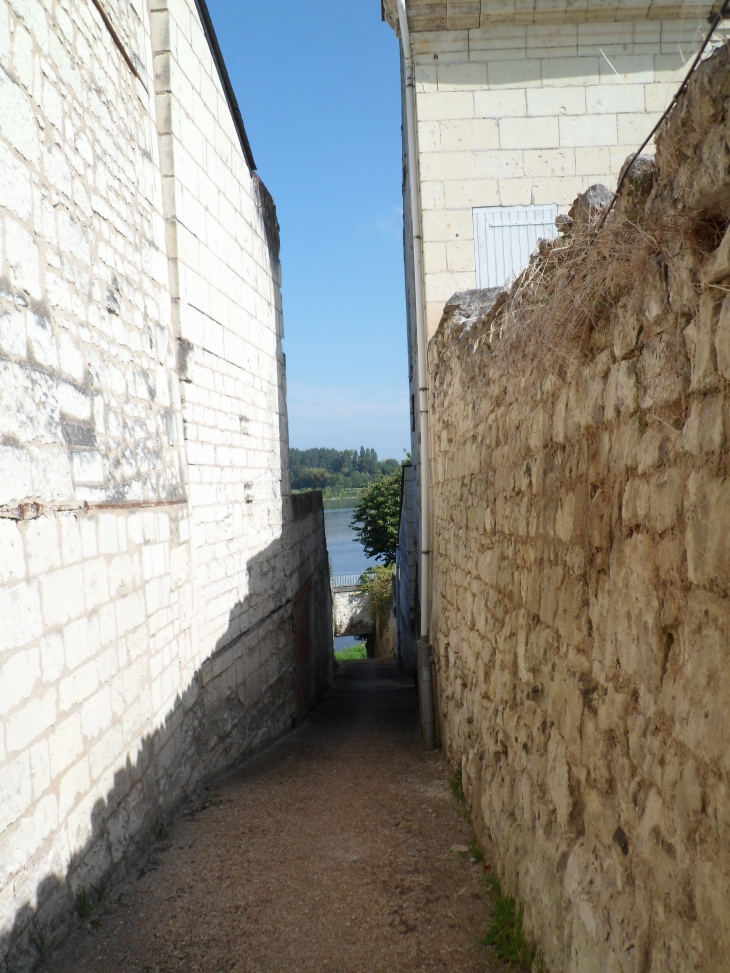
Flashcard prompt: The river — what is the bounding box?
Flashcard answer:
[323,501,375,649]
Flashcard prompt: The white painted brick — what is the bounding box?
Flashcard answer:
[598,54,654,85]
[71,450,104,485]
[0,304,27,358]
[25,515,61,575]
[575,145,611,175]
[39,632,64,683]
[80,686,112,741]
[6,687,57,753]
[98,514,119,555]
[116,591,146,636]
[541,57,600,87]
[58,756,90,820]
[500,116,559,150]
[498,178,533,206]
[559,114,617,147]
[0,64,40,165]
[617,112,660,145]
[58,333,85,382]
[526,87,586,117]
[59,513,83,565]
[0,646,40,716]
[417,90,475,121]
[0,751,32,832]
[474,88,527,118]
[89,723,123,781]
[0,579,42,653]
[0,520,26,584]
[29,447,74,501]
[586,84,645,114]
[0,141,32,221]
[473,149,524,179]
[80,517,98,558]
[0,444,32,506]
[59,660,98,713]
[437,61,488,89]
[40,564,84,627]
[489,58,541,88]
[524,148,575,178]
[48,711,84,779]
[63,614,101,671]
[444,179,499,209]
[6,218,41,299]
[29,739,50,800]
[421,180,445,210]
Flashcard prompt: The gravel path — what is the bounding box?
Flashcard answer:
[50,660,504,973]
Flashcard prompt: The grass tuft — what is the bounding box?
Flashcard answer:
[482,873,542,971]
[449,760,465,802]
[76,886,91,920]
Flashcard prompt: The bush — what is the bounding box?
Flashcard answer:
[350,467,402,564]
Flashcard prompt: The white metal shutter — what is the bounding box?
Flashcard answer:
[473,204,559,288]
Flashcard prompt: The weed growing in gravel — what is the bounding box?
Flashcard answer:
[450,761,465,802]
[482,873,542,971]
[449,761,471,821]
[469,835,485,865]
[29,921,52,963]
[76,886,91,920]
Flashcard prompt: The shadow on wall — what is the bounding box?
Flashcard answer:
[1,519,332,973]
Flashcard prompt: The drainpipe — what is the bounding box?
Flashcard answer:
[397,0,435,749]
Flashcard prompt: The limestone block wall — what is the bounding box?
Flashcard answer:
[428,47,730,973]
[393,4,727,335]
[0,0,331,967]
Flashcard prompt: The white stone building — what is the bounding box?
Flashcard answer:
[383,0,725,651]
[0,0,332,966]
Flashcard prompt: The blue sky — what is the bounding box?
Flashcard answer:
[205,0,410,462]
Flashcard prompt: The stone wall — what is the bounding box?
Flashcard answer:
[428,46,730,973]
[0,0,331,967]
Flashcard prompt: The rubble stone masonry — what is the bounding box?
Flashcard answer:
[0,0,332,967]
[428,45,730,973]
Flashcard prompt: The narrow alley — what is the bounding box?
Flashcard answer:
[48,662,502,973]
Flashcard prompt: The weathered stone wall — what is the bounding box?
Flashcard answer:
[0,0,332,967]
[428,46,730,973]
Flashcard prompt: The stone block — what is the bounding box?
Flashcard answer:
[500,115,559,149]
[49,711,84,778]
[0,645,40,717]
[0,751,32,832]
[526,86,586,117]
[474,87,527,118]
[25,515,61,575]
[559,113,617,147]
[0,579,42,653]
[40,564,84,628]
[0,444,32,506]
[0,519,25,584]
[6,687,57,753]
[439,117,499,151]
[0,64,40,164]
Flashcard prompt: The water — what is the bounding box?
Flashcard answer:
[324,505,374,650]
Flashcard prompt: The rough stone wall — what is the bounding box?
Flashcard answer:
[0,0,332,967]
[428,46,730,973]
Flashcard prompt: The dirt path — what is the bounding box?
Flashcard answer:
[50,660,504,973]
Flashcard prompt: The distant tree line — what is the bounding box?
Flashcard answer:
[290,447,400,494]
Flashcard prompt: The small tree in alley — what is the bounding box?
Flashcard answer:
[350,466,402,565]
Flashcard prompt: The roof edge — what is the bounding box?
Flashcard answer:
[192,0,256,172]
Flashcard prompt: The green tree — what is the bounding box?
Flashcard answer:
[350,466,402,564]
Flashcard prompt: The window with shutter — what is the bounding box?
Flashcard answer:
[473,204,559,288]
